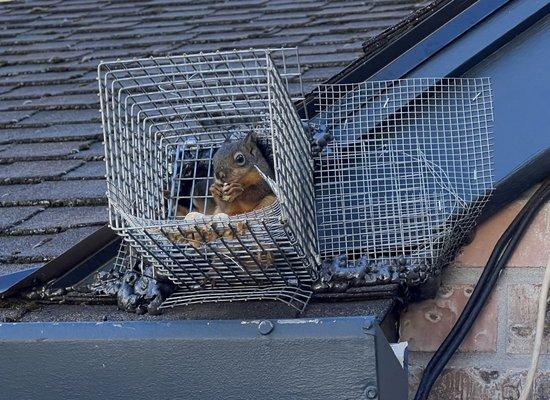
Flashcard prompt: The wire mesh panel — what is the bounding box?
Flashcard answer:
[314,78,493,284]
[98,49,317,311]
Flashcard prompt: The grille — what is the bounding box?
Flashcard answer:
[99,49,317,311]
[314,78,493,277]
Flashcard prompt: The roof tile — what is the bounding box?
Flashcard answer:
[0,63,51,76]
[2,50,90,64]
[12,205,107,233]
[0,141,93,162]
[64,160,105,179]
[20,109,100,125]
[0,123,101,144]
[1,39,76,54]
[0,206,44,231]
[0,159,83,182]
[0,226,101,263]
[20,93,98,110]
[229,34,309,48]
[0,111,33,125]
[0,86,16,95]
[2,83,89,99]
[0,70,86,85]
[71,141,105,160]
[0,262,42,275]
[0,179,107,206]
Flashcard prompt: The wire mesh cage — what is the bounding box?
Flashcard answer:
[98,49,318,311]
[99,47,494,310]
[313,78,493,290]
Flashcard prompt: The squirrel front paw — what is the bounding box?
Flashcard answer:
[209,182,224,200]
[221,182,244,202]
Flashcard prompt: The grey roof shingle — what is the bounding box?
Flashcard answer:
[0,0,429,274]
[0,226,101,263]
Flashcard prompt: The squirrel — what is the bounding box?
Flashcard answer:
[166,132,276,281]
[210,132,277,216]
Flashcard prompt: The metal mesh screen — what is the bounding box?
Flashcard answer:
[100,50,494,309]
[314,78,493,273]
[98,49,317,311]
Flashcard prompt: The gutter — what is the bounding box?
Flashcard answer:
[0,316,407,400]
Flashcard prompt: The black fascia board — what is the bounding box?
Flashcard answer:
[0,267,40,296]
[406,0,550,78]
[299,0,549,217]
[0,316,409,400]
[398,0,550,215]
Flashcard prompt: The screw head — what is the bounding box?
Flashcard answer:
[365,386,378,399]
[258,320,274,335]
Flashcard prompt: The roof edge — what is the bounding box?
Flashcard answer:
[479,148,550,224]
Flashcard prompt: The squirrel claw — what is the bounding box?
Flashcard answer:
[209,182,223,199]
[222,182,244,202]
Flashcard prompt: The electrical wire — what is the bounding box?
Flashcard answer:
[414,180,550,400]
[416,181,550,399]
[519,253,550,400]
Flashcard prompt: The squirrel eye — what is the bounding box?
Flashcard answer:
[234,152,246,166]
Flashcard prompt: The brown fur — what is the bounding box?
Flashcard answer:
[171,133,276,255]
[210,132,275,216]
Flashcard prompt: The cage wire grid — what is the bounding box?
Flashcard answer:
[100,48,494,310]
[313,77,493,278]
[99,48,318,311]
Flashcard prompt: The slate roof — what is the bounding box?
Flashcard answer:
[0,0,430,277]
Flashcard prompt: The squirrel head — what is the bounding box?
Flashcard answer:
[212,132,271,186]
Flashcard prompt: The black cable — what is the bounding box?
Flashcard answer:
[421,180,550,374]
[416,181,550,399]
[414,180,550,400]
[425,184,549,381]
[415,182,550,400]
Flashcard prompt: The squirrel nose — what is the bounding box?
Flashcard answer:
[216,171,225,181]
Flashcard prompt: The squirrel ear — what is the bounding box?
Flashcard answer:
[244,132,257,155]
[244,131,257,145]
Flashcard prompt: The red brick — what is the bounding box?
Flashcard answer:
[400,284,497,352]
[409,368,550,400]
[502,371,550,400]
[455,193,549,268]
[507,284,550,354]
[409,367,499,400]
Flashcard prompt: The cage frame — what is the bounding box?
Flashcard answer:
[99,48,318,311]
[312,77,494,289]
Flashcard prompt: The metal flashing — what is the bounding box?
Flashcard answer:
[0,316,407,400]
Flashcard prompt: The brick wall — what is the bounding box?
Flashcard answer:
[400,187,550,399]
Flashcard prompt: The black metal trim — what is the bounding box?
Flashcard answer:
[0,267,40,296]
[296,0,502,119]
[479,148,550,224]
[408,0,550,78]
[0,315,377,340]
[296,0,548,219]
[48,236,122,290]
[0,316,408,400]
[0,225,118,298]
